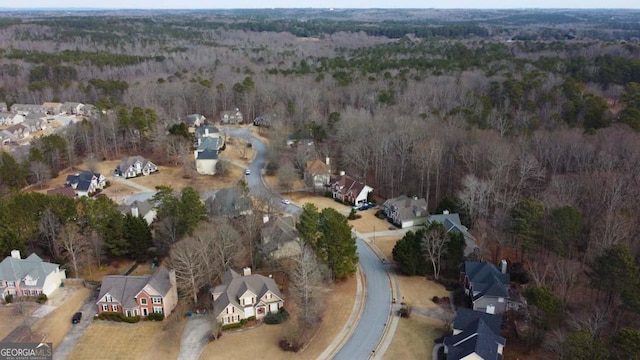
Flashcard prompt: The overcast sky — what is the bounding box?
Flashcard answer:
[0,0,638,9]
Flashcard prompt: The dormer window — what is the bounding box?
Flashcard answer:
[106,295,112,302]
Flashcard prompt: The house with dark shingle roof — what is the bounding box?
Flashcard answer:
[184,113,205,129]
[260,215,302,260]
[383,195,429,228]
[330,173,373,206]
[194,137,223,175]
[118,200,156,225]
[97,267,177,319]
[205,187,253,218]
[305,159,331,190]
[220,108,243,124]
[461,262,510,315]
[211,268,284,325]
[428,211,479,257]
[444,309,506,360]
[65,171,106,197]
[0,250,66,301]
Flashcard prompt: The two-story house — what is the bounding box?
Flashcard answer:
[118,200,157,225]
[114,156,158,178]
[305,159,331,191]
[260,215,302,260]
[97,267,178,318]
[65,171,106,197]
[330,173,373,206]
[444,308,506,360]
[428,211,479,257]
[0,250,66,301]
[211,268,284,325]
[383,195,429,228]
[460,261,510,315]
[220,108,243,124]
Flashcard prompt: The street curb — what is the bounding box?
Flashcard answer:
[317,264,367,360]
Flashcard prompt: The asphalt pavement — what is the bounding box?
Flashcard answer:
[53,285,99,360]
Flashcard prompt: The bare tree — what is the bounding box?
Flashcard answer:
[551,259,581,309]
[87,230,104,267]
[569,305,610,339]
[421,225,448,280]
[38,208,61,258]
[56,223,88,278]
[29,161,51,189]
[210,217,242,273]
[527,252,552,287]
[278,163,298,193]
[168,238,208,305]
[289,244,326,327]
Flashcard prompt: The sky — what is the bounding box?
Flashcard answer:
[0,0,638,9]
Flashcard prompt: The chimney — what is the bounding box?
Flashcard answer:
[263,214,270,224]
[243,267,252,276]
[169,269,176,287]
[131,206,139,217]
[10,250,20,259]
[339,171,346,176]
[268,274,273,278]
[500,259,508,274]
[325,157,330,166]
[443,210,450,215]
[205,127,209,136]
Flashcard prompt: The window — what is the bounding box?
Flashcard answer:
[112,305,118,312]
[7,281,15,287]
[23,290,28,296]
[106,295,112,302]
[152,297,162,304]
[102,305,109,312]
[126,310,131,317]
[498,297,505,303]
[153,307,163,314]
[140,298,147,305]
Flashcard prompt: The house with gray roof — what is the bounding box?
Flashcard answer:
[61,102,84,115]
[65,171,106,197]
[428,211,479,257]
[260,215,302,260]
[118,200,156,225]
[194,137,223,175]
[194,125,221,146]
[97,267,177,319]
[220,108,243,124]
[253,114,276,127]
[0,250,66,301]
[184,114,205,129]
[383,195,429,228]
[461,262,510,315]
[115,156,158,179]
[205,187,253,218]
[444,309,506,360]
[211,268,284,325]
[11,104,46,114]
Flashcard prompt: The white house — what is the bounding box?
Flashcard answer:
[0,250,66,300]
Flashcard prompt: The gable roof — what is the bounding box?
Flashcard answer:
[428,212,479,256]
[211,269,283,317]
[205,187,252,218]
[185,114,205,126]
[463,262,510,298]
[383,195,428,221]
[453,308,502,334]
[118,156,152,171]
[306,159,331,176]
[261,215,300,253]
[98,275,150,309]
[0,254,62,288]
[331,174,371,198]
[444,318,506,360]
[145,267,174,296]
[118,200,154,218]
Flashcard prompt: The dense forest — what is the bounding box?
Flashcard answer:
[1,8,640,358]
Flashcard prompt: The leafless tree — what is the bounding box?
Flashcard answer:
[569,305,610,339]
[278,163,298,193]
[421,225,448,280]
[56,223,88,278]
[210,217,242,274]
[87,230,104,268]
[527,252,552,287]
[168,237,208,305]
[38,208,61,258]
[289,244,326,327]
[29,161,51,189]
[458,174,493,225]
[551,259,581,309]
[155,217,181,254]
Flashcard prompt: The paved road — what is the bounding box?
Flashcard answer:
[333,239,392,360]
[54,286,99,360]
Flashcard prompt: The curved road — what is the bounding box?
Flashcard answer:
[228,126,393,359]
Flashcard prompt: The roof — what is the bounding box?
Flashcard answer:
[444,318,505,360]
[331,174,372,198]
[196,148,219,160]
[98,275,150,309]
[66,171,100,185]
[118,156,152,171]
[75,180,92,192]
[463,262,510,298]
[428,212,478,256]
[47,187,76,198]
[118,200,154,217]
[261,215,299,253]
[205,187,252,218]
[453,308,502,334]
[145,267,174,296]
[0,254,62,288]
[306,159,331,176]
[194,125,219,138]
[185,114,204,126]
[211,269,283,317]
[383,195,428,222]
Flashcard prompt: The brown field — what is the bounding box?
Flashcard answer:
[140,305,188,360]
[220,137,256,164]
[397,276,450,310]
[0,303,38,340]
[264,176,308,194]
[348,209,394,234]
[32,286,90,347]
[80,258,135,281]
[372,235,402,260]
[286,192,350,212]
[200,275,356,360]
[68,321,166,360]
[126,164,243,193]
[383,315,446,360]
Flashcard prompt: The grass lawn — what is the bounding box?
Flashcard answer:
[286,192,350,212]
[68,321,166,360]
[383,314,447,360]
[0,302,37,340]
[396,276,450,310]
[348,209,395,234]
[372,235,401,261]
[32,286,90,347]
[200,275,356,360]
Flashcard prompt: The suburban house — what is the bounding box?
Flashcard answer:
[97,267,178,319]
[211,268,284,325]
[184,114,205,130]
[460,261,510,315]
[118,200,157,225]
[0,102,7,112]
[444,308,506,360]
[62,102,84,115]
[42,102,62,114]
[304,158,331,191]
[220,108,243,124]
[330,173,373,206]
[260,215,302,260]
[194,125,222,146]
[65,171,107,197]
[205,187,253,218]
[11,104,46,114]
[22,117,46,133]
[0,130,13,144]
[115,156,158,178]
[428,211,479,257]
[194,137,223,175]
[0,250,66,301]
[383,195,429,228]
[47,187,77,198]
[253,114,276,127]
[0,112,13,125]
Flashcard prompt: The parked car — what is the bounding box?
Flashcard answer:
[245,169,251,175]
[281,199,291,205]
[72,311,82,324]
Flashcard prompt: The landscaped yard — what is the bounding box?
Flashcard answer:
[200,275,357,360]
[383,315,447,360]
[32,286,90,348]
[348,208,394,234]
[396,276,450,310]
[286,192,350,212]
[0,302,37,340]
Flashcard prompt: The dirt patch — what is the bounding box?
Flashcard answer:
[81,259,135,282]
[69,321,166,360]
[32,286,90,347]
[200,275,356,360]
[396,276,450,310]
[383,315,446,360]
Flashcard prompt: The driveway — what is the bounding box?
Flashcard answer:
[177,315,210,360]
[53,285,99,360]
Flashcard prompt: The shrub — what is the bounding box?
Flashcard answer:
[122,315,141,323]
[99,312,124,322]
[247,316,256,322]
[239,318,248,325]
[347,209,357,220]
[221,323,244,331]
[264,308,289,325]
[37,294,48,304]
[4,294,13,303]
[432,296,439,304]
[147,312,164,321]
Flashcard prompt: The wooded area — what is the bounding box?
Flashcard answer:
[0,8,640,358]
